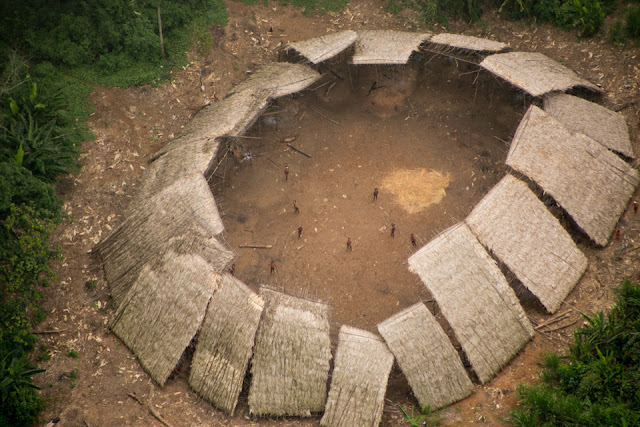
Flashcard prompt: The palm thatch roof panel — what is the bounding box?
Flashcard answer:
[126,139,222,214]
[96,174,232,306]
[480,52,601,97]
[377,303,473,409]
[543,93,633,157]
[352,30,432,65]
[506,105,639,246]
[227,63,321,98]
[110,251,220,385]
[408,223,534,384]
[189,274,264,415]
[429,33,510,53]
[320,326,393,427]
[248,288,332,417]
[466,175,588,313]
[288,30,358,64]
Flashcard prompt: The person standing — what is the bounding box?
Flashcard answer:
[270,260,277,274]
[346,237,352,251]
[229,264,235,276]
[390,223,395,238]
[284,165,289,181]
[293,200,299,214]
[298,225,303,239]
[410,233,417,247]
[373,187,379,201]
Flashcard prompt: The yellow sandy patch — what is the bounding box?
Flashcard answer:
[381,168,450,214]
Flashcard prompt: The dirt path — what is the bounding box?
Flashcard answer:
[36,1,640,426]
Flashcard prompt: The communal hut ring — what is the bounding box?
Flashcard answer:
[95,29,637,425]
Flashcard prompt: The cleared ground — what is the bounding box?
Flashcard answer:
[214,55,524,334]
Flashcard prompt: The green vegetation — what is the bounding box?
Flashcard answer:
[236,0,347,15]
[66,349,80,359]
[398,404,441,426]
[512,280,640,426]
[389,0,482,26]
[0,0,228,87]
[1,2,229,424]
[389,0,640,41]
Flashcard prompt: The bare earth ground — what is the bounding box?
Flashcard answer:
[35,1,640,426]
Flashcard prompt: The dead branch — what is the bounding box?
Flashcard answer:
[534,310,571,330]
[287,144,311,158]
[308,106,339,125]
[238,244,273,249]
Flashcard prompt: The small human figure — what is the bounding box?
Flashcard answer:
[293,200,299,214]
[373,187,379,201]
[346,237,352,251]
[390,223,395,238]
[270,260,277,274]
[410,233,417,247]
[284,165,289,182]
[615,229,621,240]
[634,201,638,214]
[229,263,235,276]
[298,225,303,239]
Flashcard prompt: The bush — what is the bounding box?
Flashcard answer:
[0,350,46,427]
[625,6,640,40]
[512,281,640,426]
[556,0,605,36]
[0,204,58,354]
[389,0,482,26]
[0,0,228,87]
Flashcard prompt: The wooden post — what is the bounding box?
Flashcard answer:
[157,7,166,58]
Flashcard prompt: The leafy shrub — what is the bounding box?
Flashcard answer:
[0,350,46,427]
[0,0,228,87]
[556,0,605,36]
[389,0,482,26]
[0,162,61,223]
[0,70,86,183]
[66,349,80,359]
[512,280,640,426]
[0,204,58,354]
[625,6,640,40]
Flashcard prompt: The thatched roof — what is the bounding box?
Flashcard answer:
[506,105,639,246]
[227,63,321,98]
[480,52,601,97]
[248,288,332,417]
[95,174,232,306]
[288,30,358,64]
[408,223,534,384]
[429,33,510,53]
[352,30,431,65]
[189,274,264,415]
[543,92,634,157]
[466,175,588,313]
[377,303,473,409]
[110,251,220,385]
[320,326,394,427]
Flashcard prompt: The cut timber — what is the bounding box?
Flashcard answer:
[378,303,473,409]
[321,326,393,427]
[408,223,534,384]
